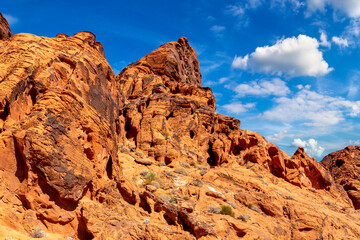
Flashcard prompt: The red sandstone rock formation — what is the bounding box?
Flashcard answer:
[322,145,360,209]
[0,13,12,40]
[0,14,360,239]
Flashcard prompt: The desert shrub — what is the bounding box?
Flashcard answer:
[227,201,236,209]
[208,205,221,214]
[274,190,282,196]
[195,164,208,170]
[174,167,188,176]
[257,174,264,179]
[150,180,160,189]
[159,194,176,203]
[238,213,251,222]
[285,196,295,200]
[179,161,190,168]
[220,205,234,217]
[135,150,145,158]
[144,171,156,184]
[140,169,149,176]
[247,203,260,213]
[30,225,46,238]
[325,200,333,206]
[118,143,130,153]
[126,141,136,152]
[165,133,171,140]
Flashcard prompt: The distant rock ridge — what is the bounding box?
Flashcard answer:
[0,14,360,239]
[321,145,360,209]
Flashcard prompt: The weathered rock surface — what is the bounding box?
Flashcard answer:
[0,13,12,40]
[322,145,360,209]
[0,14,360,240]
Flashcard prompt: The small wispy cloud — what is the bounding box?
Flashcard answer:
[210,25,226,37]
[3,14,18,26]
[332,36,349,48]
[222,102,256,114]
[231,78,290,98]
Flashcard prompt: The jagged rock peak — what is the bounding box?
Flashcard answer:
[0,13,12,40]
[117,37,203,100]
[321,145,360,209]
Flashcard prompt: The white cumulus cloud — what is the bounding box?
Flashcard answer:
[329,0,360,18]
[232,54,248,69]
[332,36,349,48]
[292,138,325,157]
[306,0,360,18]
[233,78,290,97]
[262,88,360,126]
[232,35,333,78]
[222,102,256,114]
[292,138,307,147]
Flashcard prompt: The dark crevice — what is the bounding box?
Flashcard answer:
[236,231,246,237]
[77,212,94,240]
[231,145,243,156]
[0,101,9,121]
[163,214,175,225]
[166,112,174,120]
[299,227,313,232]
[59,55,76,69]
[207,142,217,166]
[13,136,28,183]
[125,116,138,140]
[190,130,195,139]
[335,159,345,168]
[139,196,152,214]
[29,87,37,105]
[106,156,113,179]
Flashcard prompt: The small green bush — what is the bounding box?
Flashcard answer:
[220,205,234,217]
[165,133,171,140]
[144,171,156,184]
[247,203,260,213]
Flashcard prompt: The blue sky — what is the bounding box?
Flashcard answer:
[2,0,360,159]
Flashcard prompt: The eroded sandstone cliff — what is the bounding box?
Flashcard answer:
[0,15,360,240]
